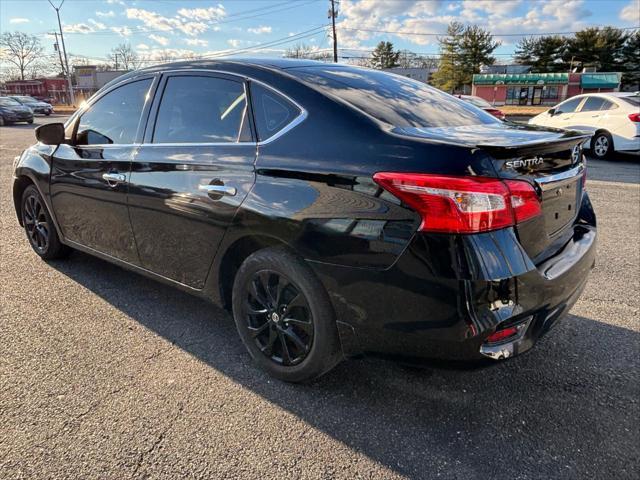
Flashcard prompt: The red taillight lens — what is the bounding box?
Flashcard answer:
[373,173,541,234]
[504,179,542,223]
[486,326,519,343]
[628,113,640,122]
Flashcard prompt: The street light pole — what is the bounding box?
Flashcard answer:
[48,0,75,106]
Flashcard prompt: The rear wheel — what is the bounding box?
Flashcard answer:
[232,246,342,382]
[591,131,613,159]
[21,185,70,260]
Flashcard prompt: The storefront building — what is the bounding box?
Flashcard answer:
[1,77,69,103]
[471,72,621,106]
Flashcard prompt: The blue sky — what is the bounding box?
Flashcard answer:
[1,0,639,65]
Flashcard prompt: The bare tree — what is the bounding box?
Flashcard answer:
[0,32,45,80]
[109,43,141,70]
[284,43,331,61]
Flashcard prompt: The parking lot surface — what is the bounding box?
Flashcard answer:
[1,117,639,479]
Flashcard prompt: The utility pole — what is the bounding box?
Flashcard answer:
[114,54,119,70]
[48,0,75,106]
[328,0,338,63]
[49,32,66,76]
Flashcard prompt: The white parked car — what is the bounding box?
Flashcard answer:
[529,92,640,159]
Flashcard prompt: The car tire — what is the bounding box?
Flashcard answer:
[591,131,613,159]
[21,185,70,260]
[232,246,342,382]
[27,119,34,124]
[45,112,51,116]
[0,116,4,126]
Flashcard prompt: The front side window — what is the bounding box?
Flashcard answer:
[250,83,301,141]
[153,76,248,144]
[76,79,152,145]
[555,97,583,114]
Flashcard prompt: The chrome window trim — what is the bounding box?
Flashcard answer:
[67,68,308,148]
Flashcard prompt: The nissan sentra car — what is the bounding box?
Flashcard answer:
[11,59,596,382]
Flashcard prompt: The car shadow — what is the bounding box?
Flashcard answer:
[48,251,639,479]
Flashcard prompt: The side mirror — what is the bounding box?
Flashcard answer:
[35,123,65,145]
[548,108,556,116]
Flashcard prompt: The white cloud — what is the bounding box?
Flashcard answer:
[620,0,640,24]
[136,43,150,50]
[95,10,115,18]
[149,34,170,46]
[185,38,209,47]
[111,26,132,37]
[126,7,209,36]
[177,5,226,22]
[63,23,94,34]
[227,39,242,48]
[9,18,30,24]
[248,25,272,34]
[107,0,126,5]
[88,19,107,30]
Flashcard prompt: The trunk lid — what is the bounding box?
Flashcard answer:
[397,123,589,262]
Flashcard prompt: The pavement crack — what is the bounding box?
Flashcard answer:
[132,402,185,478]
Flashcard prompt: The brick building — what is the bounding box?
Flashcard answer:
[471,72,621,106]
[1,77,69,103]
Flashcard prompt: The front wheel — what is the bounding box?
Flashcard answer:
[27,119,34,124]
[21,185,70,260]
[232,246,342,382]
[591,131,613,159]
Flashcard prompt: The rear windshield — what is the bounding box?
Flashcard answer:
[288,65,499,128]
[620,95,640,107]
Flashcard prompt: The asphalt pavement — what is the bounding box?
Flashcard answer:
[1,116,639,479]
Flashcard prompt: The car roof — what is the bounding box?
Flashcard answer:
[103,58,350,90]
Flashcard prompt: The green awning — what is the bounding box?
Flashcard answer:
[580,73,620,88]
[473,73,569,85]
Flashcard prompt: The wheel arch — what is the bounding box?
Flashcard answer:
[216,233,292,311]
[592,129,614,149]
[12,175,35,226]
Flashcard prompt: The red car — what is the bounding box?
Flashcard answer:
[459,95,506,120]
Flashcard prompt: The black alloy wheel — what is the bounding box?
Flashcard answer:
[23,191,50,254]
[245,270,314,366]
[232,246,342,382]
[21,185,70,260]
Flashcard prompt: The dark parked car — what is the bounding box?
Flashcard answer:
[12,59,596,382]
[458,95,506,120]
[10,95,54,115]
[0,96,34,125]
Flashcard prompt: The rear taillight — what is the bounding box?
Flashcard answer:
[628,113,640,122]
[485,326,519,343]
[373,173,541,234]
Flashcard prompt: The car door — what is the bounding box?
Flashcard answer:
[127,72,256,288]
[570,96,606,134]
[547,96,585,129]
[50,76,157,263]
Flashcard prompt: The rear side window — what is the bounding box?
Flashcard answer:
[288,66,498,128]
[599,99,617,110]
[555,97,583,114]
[580,97,605,112]
[76,78,152,145]
[250,83,301,141]
[153,76,249,144]
[620,95,640,107]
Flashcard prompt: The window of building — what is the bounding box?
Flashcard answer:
[153,76,249,144]
[76,79,152,145]
[250,83,301,142]
[542,86,559,99]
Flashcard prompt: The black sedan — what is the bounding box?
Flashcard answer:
[0,96,34,125]
[11,59,596,382]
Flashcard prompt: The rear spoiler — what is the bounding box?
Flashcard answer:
[477,134,591,159]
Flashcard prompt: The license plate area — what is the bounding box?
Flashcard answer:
[539,176,580,236]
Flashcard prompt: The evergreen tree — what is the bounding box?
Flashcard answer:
[370,41,400,69]
[621,31,640,90]
[431,22,464,93]
[514,36,567,72]
[564,27,629,72]
[459,24,500,86]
